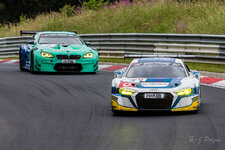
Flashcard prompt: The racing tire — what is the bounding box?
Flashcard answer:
[192,109,199,114]
[111,109,124,115]
[19,48,26,71]
[30,51,37,74]
[112,109,119,114]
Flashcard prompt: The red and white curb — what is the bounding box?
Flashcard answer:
[0,59,19,64]
[99,65,126,71]
[200,76,225,89]
[1,60,225,89]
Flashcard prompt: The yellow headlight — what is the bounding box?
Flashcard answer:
[83,52,93,58]
[119,88,135,96]
[41,52,54,58]
[175,88,192,96]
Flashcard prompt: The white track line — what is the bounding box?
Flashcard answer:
[3,60,19,64]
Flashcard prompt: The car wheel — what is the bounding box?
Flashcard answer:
[19,49,26,71]
[191,109,199,114]
[30,51,36,74]
[111,109,122,115]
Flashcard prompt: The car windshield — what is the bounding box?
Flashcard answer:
[126,62,186,78]
[38,34,83,45]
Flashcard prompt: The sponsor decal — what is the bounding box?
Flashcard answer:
[138,78,146,81]
[138,58,175,63]
[119,82,134,87]
[148,89,159,92]
[141,82,169,87]
[50,44,57,48]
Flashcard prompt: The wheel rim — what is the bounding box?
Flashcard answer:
[19,50,24,68]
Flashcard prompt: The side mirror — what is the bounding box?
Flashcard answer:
[190,70,200,80]
[114,70,124,78]
[28,40,34,44]
[85,42,91,46]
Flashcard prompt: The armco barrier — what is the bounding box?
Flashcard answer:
[0,33,225,64]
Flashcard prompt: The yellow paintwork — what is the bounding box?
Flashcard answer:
[111,100,138,111]
[192,96,199,101]
[171,100,199,111]
[111,96,118,101]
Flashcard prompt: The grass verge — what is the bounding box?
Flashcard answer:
[0,1,225,37]
[0,57,19,60]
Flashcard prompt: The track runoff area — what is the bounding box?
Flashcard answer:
[0,60,224,150]
[1,59,224,89]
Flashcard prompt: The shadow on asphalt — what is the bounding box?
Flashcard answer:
[112,111,199,117]
[20,70,98,75]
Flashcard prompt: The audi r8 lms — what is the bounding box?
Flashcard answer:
[19,31,98,73]
[111,58,201,113]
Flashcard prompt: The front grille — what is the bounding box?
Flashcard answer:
[57,55,68,59]
[54,63,82,72]
[136,93,173,109]
[70,55,81,59]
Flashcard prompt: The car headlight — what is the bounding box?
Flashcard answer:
[41,52,54,58]
[83,52,93,58]
[175,88,192,96]
[119,88,135,96]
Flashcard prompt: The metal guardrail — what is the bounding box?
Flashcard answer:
[0,33,225,64]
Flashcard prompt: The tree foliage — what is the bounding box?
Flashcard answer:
[0,0,84,24]
[0,0,122,24]
[83,0,109,10]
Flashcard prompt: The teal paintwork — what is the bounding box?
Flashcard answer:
[20,31,98,73]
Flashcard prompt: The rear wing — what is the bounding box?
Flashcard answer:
[20,30,78,36]
[20,30,39,36]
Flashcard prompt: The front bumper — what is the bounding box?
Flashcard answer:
[111,92,200,112]
[33,56,98,72]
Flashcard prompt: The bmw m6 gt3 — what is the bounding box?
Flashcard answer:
[19,31,98,73]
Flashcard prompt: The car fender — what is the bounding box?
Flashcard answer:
[20,45,26,55]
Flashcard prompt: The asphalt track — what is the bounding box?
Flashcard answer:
[0,63,224,150]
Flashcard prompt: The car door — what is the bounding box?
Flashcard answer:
[26,34,38,65]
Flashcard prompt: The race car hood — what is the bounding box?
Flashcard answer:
[36,44,93,54]
[116,77,194,89]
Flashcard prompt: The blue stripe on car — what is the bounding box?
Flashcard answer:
[135,78,182,88]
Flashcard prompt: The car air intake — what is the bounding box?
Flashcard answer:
[136,93,173,109]
[54,63,82,72]
[70,55,81,59]
[57,55,68,59]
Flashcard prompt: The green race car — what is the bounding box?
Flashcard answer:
[19,31,98,73]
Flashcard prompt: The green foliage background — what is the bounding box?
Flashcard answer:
[0,0,113,24]
[1,0,225,37]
